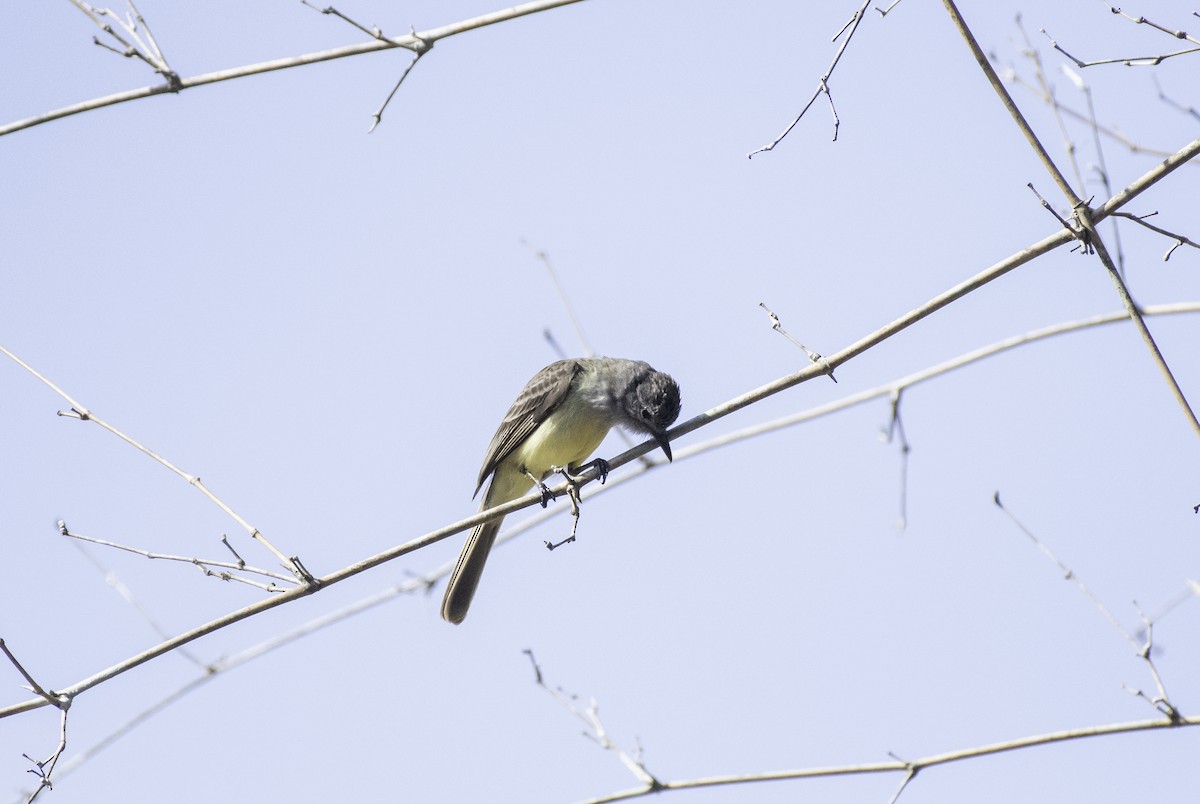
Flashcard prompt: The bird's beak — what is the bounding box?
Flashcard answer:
[654,431,673,462]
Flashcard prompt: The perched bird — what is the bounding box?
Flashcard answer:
[441,357,681,624]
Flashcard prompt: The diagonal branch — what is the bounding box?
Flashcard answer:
[0,344,309,580]
[2,125,1197,719]
[941,0,1081,205]
[1,0,584,137]
[578,715,1200,803]
[747,0,872,157]
[941,0,1200,437]
[1075,205,1200,437]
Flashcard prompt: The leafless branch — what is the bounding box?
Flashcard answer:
[759,303,837,382]
[942,1,1200,438]
[993,494,1180,720]
[22,708,69,803]
[748,0,872,157]
[3,125,1198,718]
[2,0,585,137]
[999,64,1196,163]
[16,303,1200,783]
[0,641,60,707]
[61,522,297,591]
[1040,27,1199,67]
[525,651,662,792]
[301,1,385,40]
[579,715,1200,803]
[1109,211,1200,260]
[0,344,311,582]
[881,388,910,529]
[368,40,429,133]
[69,0,179,86]
[1104,3,1200,48]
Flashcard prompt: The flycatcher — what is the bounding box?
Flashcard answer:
[441,357,682,624]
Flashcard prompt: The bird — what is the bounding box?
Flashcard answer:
[441,357,681,624]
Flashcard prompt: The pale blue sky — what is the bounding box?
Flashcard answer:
[2,1,1198,802]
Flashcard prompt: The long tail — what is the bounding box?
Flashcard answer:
[441,518,502,624]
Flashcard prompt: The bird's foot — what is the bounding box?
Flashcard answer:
[544,533,576,551]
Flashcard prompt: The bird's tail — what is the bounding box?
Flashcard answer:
[441,518,502,624]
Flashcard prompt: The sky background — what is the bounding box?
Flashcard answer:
[2,1,1199,802]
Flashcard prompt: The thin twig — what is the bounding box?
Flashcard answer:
[2,0,585,137]
[748,0,872,156]
[1041,27,1199,67]
[23,708,69,803]
[61,523,296,588]
[578,716,1199,803]
[0,641,60,706]
[62,523,296,585]
[993,494,1180,721]
[1121,606,1180,722]
[874,0,904,19]
[0,344,310,580]
[525,651,662,791]
[1109,211,1200,261]
[881,389,910,529]
[758,303,837,382]
[993,494,1132,641]
[947,1,1200,437]
[523,240,593,357]
[1059,62,1126,273]
[68,0,179,87]
[1075,203,1200,437]
[1016,20,1086,196]
[368,43,429,133]
[1104,4,1200,48]
[1001,68,1193,163]
[301,1,386,40]
[1153,75,1200,123]
[885,766,918,804]
[65,535,208,668]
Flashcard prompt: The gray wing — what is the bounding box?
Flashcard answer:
[475,359,581,496]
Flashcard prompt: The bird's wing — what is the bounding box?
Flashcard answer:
[475,359,581,496]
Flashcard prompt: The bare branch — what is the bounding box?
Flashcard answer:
[1109,211,1200,260]
[61,523,296,591]
[1040,25,1199,67]
[525,651,662,792]
[0,641,62,708]
[994,495,1181,720]
[758,303,837,382]
[17,303,1200,780]
[2,0,585,137]
[301,1,386,40]
[0,344,310,581]
[22,708,69,803]
[68,0,179,87]
[3,119,1198,714]
[1104,3,1200,47]
[881,388,910,529]
[748,0,872,157]
[580,716,1200,803]
[1073,203,1200,437]
[941,0,1080,206]
[368,38,429,133]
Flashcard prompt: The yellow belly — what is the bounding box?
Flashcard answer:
[509,397,611,480]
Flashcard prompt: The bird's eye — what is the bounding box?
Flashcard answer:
[641,409,652,419]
